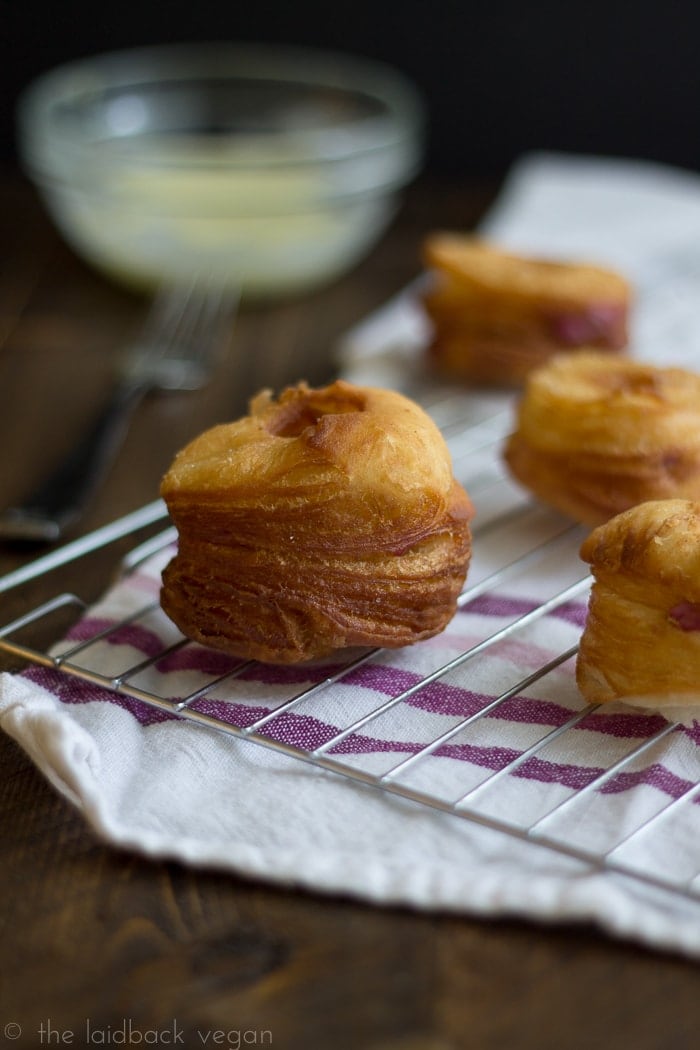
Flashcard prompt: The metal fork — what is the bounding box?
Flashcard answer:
[0,280,237,545]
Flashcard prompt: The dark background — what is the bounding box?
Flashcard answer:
[3,0,700,179]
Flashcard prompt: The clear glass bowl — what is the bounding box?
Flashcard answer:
[16,42,425,297]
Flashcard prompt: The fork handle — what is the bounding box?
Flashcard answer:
[0,378,149,544]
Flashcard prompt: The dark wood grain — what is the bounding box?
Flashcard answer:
[1,171,699,1050]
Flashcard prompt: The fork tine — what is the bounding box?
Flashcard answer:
[125,280,239,391]
[172,281,237,372]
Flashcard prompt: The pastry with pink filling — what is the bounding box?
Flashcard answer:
[422,234,631,385]
[503,351,700,525]
[576,499,700,710]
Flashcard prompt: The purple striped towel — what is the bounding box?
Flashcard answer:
[2,533,700,958]
[4,151,700,959]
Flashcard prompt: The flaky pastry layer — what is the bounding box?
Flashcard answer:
[576,500,700,707]
[503,351,700,525]
[422,235,631,385]
[160,380,473,663]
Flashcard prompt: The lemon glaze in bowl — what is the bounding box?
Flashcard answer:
[17,42,425,297]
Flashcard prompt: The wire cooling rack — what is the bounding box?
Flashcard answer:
[2,385,700,911]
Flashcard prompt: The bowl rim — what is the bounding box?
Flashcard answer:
[16,40,426,174]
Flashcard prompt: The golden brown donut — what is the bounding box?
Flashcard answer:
[160,380,473,664]
[503,351,700,525]
[422,234,631,385]
[576,499,700,709]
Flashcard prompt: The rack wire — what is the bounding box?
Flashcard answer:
[2,386,700,911]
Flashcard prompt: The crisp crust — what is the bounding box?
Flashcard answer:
[503,352,700,525]
[579,499,700,597]
[160,380,474,663]
[576,500,700,706]
[422,235,631,385]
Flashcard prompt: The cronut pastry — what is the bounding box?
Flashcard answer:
[160,379,474,664]
[503,351,700,525]
[576,499,700,709]
[422,234,631,385]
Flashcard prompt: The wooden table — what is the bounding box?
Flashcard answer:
[1,171,699,1050]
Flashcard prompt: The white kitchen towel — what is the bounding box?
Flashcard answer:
[3,151,700,960]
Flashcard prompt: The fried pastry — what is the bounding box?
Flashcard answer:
[503,351,700,525]
[576,499,700,709]
[160,380,473,664]
[422,234,631,385]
